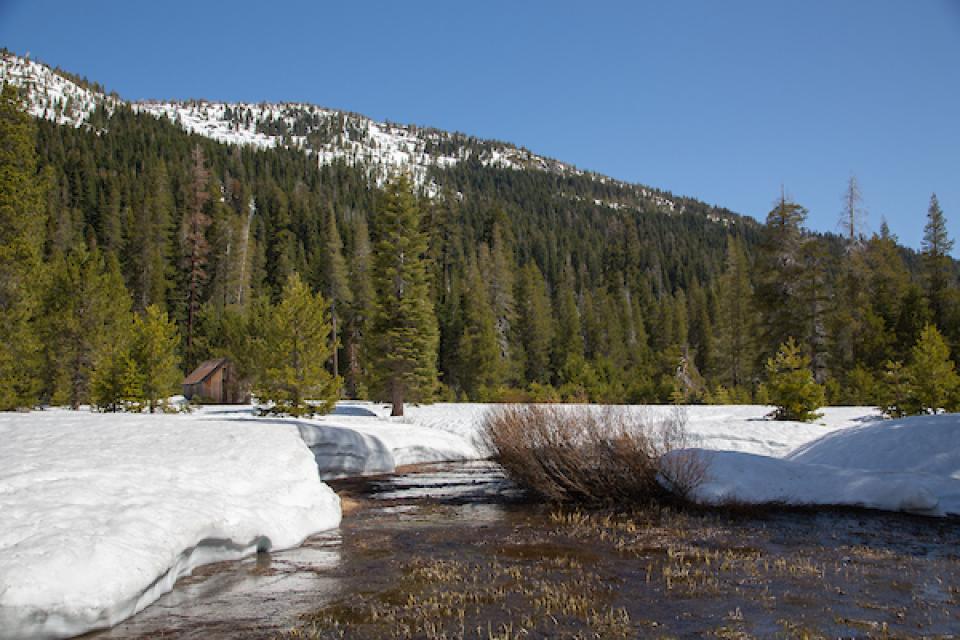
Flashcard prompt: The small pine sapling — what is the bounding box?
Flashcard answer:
[765,338,826,422]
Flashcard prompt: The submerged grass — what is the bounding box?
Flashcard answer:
[283,554,631,639]
[280,501,960,639]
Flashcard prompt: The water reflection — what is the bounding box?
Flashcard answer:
[88,532,342,639]
[86,461,512,639]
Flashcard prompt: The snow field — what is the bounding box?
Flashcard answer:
[0,410,341,640]
[2,401,957,639]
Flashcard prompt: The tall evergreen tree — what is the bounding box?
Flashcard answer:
[0,84,45,409]
[456,260,501,398]
[131,162,175,311]
[41,246,133,408]
[256,272,339,415]
[345,217,374,398]
[921,193,954,330]
[516,262,554,385]
[485,215,517,370]
[796,238,831,382]
[755,191,809,360]
[715,237,757,390]
[829,177,871,378]
[551,267,583,381]
[367,175,439,416]
[687,279,714,382]
[131,305,182,413]
[320,207,352,381]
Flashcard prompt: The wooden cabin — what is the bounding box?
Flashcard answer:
[182,358,249,404]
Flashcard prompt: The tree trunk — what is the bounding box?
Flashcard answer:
[332,312,339,380]
[391,383,404,417]
[346,327,359,399]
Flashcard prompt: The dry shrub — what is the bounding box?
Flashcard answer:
[480,404,705,504]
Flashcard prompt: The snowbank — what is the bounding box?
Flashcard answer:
[0,409,341,640]
[350,403,878,458]
[676,413,960,516]
[293,403,483,478]
[666,405,879,456]
[788,413,960,476]
[298,402,879,475]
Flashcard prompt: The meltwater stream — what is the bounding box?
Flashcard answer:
[87,461,960,639]
[84,462,514,639]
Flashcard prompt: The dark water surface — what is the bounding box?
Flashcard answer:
[87,461,960,639]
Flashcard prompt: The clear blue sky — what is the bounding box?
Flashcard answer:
[2,0,958,251]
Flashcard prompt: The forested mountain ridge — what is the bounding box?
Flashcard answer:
[0,49,726,221]
[1,47,956,412]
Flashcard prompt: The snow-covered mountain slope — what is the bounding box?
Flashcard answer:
[0,50,685,212]
[0,51,120,127]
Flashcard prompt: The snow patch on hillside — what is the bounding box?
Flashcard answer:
[0,51,118,127]
[0,51,690,213]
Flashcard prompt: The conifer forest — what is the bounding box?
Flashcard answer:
[1,69,958,416]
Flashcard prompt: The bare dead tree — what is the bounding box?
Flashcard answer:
[181,144,211,355]
[840,174,867,247]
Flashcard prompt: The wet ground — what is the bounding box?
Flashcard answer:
[87,461,960,639]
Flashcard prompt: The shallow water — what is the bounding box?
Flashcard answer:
[87,461,960,639]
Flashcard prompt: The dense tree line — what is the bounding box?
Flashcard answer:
[2,85,959,414]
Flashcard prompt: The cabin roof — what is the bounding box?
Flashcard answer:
[183,358,228,385]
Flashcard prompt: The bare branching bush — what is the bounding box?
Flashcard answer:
[480,404,705,504]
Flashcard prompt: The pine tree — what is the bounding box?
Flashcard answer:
[796,239,830,382]
[218,297,269,397]
[755,191,808,359]
[425,190,462,304]
[256,272,339,416]
[0,84,46,410]
[486,215,517,370]
[866,222,910,329]
[516,262,554,385]
[131,162,175,311]
[321,207,352,382]
[345,217,374,398]
[552,268,583,381]
[367,175,439,416]
[131,305,182,413]
[879,359,911,419]
[41,246,133,408]
[205,180,240,311]
[765,337,826,422]
[456,260,501,398]
[894,286,934,363]
[715,237,757,390]
[580,289,602,361]
[921,194,955,330]
[92,350,141,412]
[687,279,714,382]
[829,177,871,378]
[904,324,960,415]
[851,222,911,371]
[263,182,295,294]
